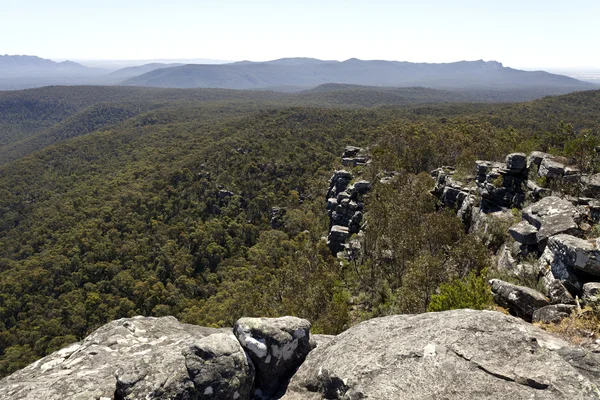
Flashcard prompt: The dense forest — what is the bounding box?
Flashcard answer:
[0,85,599,376]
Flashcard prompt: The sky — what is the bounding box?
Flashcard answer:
[1,0,599,70]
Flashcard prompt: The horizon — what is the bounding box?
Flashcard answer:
[2,0,599,70]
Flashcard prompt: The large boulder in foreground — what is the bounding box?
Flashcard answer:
[282,309,600,400]
[234,316,312,398]
[0,316,228,400]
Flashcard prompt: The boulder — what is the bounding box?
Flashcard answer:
[526,179,551,200]
[522,196,579,229]
[582,174,600,198]
[546,279,576,305]
[532,304,577,324]
[547,234,600,277]
[349,180,371,195]
[0,316,226,400]
[527,151,553,169]
[178,333,254,400]
[505,152,527,172]
[539,158,565,179]
[234,316,312,398]
[508,220,538,245]
[489,279,550,321]
[282,309,600,400]
[539,246,583,295]
[342,146,362,158]
[536,213,580,243]
[583,282,600,303]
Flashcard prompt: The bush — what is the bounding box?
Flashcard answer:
[427,269,493,312]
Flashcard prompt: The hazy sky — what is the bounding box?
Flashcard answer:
[2,0,598,69]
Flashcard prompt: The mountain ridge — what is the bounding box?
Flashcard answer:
[122,57,595,92]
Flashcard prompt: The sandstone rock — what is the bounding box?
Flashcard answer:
[0,316,225,400]
[505,152,527,172]
[508,220,538,245]
[523,196,579,229]
[234,316,312,398]
[547,279,576,305]
[526,179,551,200]
[583,282,600,303]
[539,246,582,295]
[527,151,553,169]
[181,333,255,400]
[582,174,600,198]
[349,180,371,195]
[532,304,577,324]
[539,158,565,179]
[547,234,600,277]
[283,310,600,400]
[271,207,287,230]
[522,196,581,245]
[342,146,362,158]
[489,279,549,321]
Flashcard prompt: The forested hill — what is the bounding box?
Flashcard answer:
[122,58,595,92]
[0,87,599,377]
[2,85,599,165]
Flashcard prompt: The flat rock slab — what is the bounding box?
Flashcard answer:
[583,282,600,302]
[282,309,600,400]
[0,316,226,400]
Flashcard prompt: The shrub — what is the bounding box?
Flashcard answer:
[427,269,493,312]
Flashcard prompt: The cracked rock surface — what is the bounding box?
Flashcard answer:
[0,316,226,400]
[282,309,600,400]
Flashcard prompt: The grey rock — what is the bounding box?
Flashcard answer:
[505,152,527,172]
[350,180,371,195]
[539,158,566,179]
[218,189,235,199]
[547,234,600,277]
[582,174,600,198]
[342,146,362,158]
[527,151,553,169]
[0,316,225,400]
[234,316,312,398]
[526,179,551,200]
[182,333,255,400]
[583,282,600,303]
[539,247,583,295]
[282,310,600,400]
[326,198,338,211]
[522,196,579,229]
[536,212,580,243]
[271,207,287,230]
[533,304,577,324]
[489,279,550,321]
[508,220,538,245]
[547,279,576,305]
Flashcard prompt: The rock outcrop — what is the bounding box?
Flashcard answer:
[433,150,600,322]
[326,146,371,256]
[234,316,312,398]
[0,316,226,400]
[5,310,600,399]
[0,315,312,400]
[283,309,600,399]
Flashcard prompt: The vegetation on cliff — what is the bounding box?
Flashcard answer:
[0,85,599,376]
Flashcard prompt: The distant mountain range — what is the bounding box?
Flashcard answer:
[122,58,596,92]
[0,55,596,96]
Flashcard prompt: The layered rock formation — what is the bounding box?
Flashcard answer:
[433,151,600,324]
[5,310,600,399]
[326,146,371,255]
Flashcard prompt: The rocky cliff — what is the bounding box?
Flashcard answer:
[432,151,600,324]
[2,310,600,399]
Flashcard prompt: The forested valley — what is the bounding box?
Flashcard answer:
[1,85,599,376]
